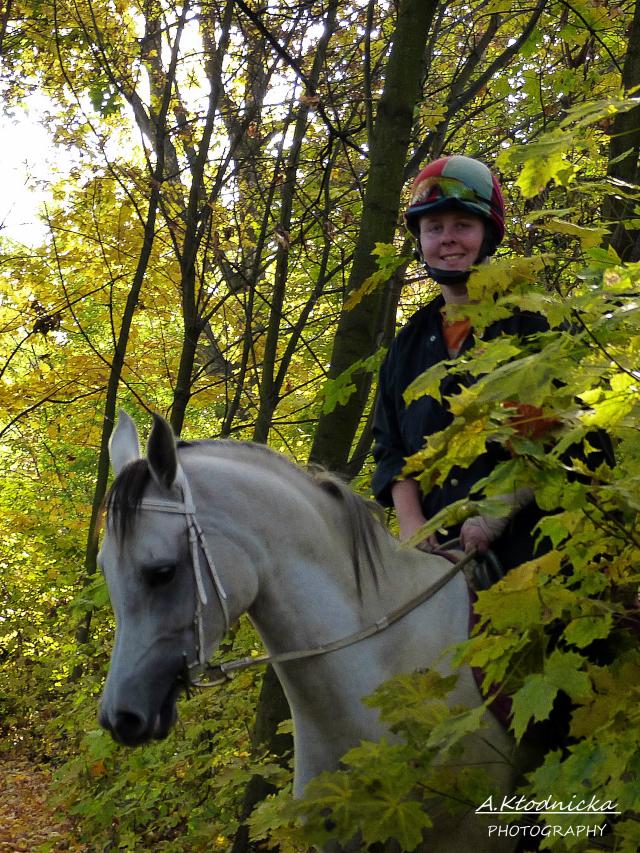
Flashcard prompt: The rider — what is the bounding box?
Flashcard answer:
[371,154,550,573]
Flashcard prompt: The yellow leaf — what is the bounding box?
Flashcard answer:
[538,218,609,250]
[89,760,107,778]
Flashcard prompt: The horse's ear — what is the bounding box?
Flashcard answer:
[147,413,178,490]
[109,410,141,475]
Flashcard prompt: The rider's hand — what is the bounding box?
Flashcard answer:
[460,517,493,555]
[415,534,440,553]
[461,489,535,555]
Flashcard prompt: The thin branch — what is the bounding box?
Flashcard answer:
[0,0,13,55]
[363,0,375,147]
[234,0,366,157]
[558,0,623,74]
[406,0,547,176]
[0,385,106,441]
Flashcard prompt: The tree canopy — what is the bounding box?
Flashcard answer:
[1,0,640,849]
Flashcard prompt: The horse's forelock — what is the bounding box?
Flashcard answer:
[104,458,152,543]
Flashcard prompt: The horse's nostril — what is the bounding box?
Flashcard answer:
[114,709,148,742]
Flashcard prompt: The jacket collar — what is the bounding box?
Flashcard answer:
[407,294,446,329]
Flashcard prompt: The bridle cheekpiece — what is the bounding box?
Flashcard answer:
[137,471,231,683]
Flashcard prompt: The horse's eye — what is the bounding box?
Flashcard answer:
[142,564,176,588]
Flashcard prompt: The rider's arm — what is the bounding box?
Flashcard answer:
[391,479,438,548]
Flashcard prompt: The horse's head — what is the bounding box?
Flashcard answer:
[98,412,223,745]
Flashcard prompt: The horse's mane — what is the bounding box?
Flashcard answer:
[103,440,384,595]
[309,469,384,595]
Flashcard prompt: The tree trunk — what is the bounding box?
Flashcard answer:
[309,0,440,474]
[168,1,235,435]
[230,665,293,853]
[233,3,424,847]
[603,0,640,261]
[233,10,341,848]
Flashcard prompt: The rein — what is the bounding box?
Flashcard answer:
[136,483,477,691]
[195,547,478,688]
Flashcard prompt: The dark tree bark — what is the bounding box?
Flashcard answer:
[230,666,292,853]
[309,0,440,474]
[231,7,341,849]
[310,0,549,477]
[603,0,640,261]
[170,0,235,435]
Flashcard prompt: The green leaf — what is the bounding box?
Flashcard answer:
[511,673,558,741]
[512,648,593,739]
[404,410,494,492]
[319,349,386,414]
[475,552,577,633]
[365,670,458,731]
[404,360,451,405]
[276,718,294,735]
[457,338,523,378]
[545,649,592,700]
[343,244,409,310]
[466,255,548,300]
[558,95,640,130]
[360,795,433,850]
[248,787,303,848]
[82,729,117,762]
[536,514,574,548]
[300,771,357,824]
[497,131,574,197]
[453,629,530,687]
[298,768,431,849]
[341,739,412,787]
[524,207,577,223]
[426,705,486,754]
[563,613,613,649]
[538,218,609,250]
[475,582,542,631]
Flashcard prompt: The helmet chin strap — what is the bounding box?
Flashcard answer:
[423,264,472,285]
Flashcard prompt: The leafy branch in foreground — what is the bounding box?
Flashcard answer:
[249,181,640,849]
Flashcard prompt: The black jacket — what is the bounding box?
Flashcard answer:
[372,295,550,567]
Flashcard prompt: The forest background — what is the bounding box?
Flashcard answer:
[2,0,640,849]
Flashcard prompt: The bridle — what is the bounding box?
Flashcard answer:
[134,475,479,691]
[137,474,231,681]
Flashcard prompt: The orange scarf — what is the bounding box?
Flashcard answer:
[442,316,471,354]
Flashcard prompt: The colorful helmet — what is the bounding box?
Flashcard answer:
[405,155,505,252]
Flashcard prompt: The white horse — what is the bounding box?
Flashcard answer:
[98,412,519,851]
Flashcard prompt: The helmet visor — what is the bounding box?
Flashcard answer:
[409,175,491,213]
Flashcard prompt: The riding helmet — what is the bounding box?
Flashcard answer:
[405,155,505,282]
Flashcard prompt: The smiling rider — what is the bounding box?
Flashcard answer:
[372,154,549,573]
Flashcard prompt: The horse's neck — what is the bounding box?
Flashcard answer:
[182,447,460,653]
[182,449,355,618]
[242,498,459,657]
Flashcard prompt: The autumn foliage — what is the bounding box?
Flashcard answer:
[1,0,640,850]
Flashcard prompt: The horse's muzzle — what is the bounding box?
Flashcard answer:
[99,685,179,745]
